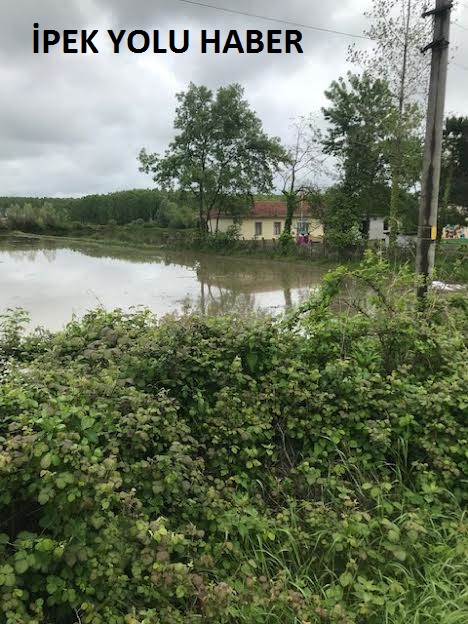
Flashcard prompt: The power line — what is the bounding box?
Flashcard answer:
[175,2,468,75]
[176,0,372,41]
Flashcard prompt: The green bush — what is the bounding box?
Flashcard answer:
[155,200,196,229]
[4,202,70,233]
[319,187,365,256]
[199,226,242,251]
[436,241,468,283]
[278,230,295,251]
[0,259,467,623]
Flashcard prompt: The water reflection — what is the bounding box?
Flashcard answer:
[0,235,326,329]
[182,285,257,317]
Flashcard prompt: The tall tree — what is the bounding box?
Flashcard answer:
[138,83,286,232]
[279,115,324,235]
[441,116,468,222]
[308,184,364,252]
[349,0,429,247]
[322,72,397,228]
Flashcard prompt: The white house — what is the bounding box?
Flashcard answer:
[211,200,324,240]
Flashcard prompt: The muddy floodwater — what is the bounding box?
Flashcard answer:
[0,235,328,330]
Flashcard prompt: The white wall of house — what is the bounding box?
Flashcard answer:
[212,217,324,240]
[368,217,387,241]
[214,218,235,233]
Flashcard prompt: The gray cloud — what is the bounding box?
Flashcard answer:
[0,0,467,197]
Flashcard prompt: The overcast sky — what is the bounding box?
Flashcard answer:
[1,0,467,197]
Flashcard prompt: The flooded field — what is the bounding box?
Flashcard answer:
[0,235,327,330]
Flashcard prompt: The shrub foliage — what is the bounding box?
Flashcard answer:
[0,259,467,623]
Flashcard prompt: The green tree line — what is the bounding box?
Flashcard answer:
[0,190,197,230]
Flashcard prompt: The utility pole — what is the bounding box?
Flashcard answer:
[416,0,452,298]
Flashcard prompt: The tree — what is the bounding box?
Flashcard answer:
[211,193,254,233]
[349,0,429,248]
[322,73,396,227]
[306,185,363,253]
[440,116,468,225]
[322,72,422,242]
[279,116,324,235]
[138,83,287,232]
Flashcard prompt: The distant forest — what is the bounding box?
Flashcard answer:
[0,190,289,230]
[0,189,197,228]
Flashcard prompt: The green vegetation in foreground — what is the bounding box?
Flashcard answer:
[0,257,467,624]
[436,240,468,283]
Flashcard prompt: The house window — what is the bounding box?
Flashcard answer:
[274,222,281,236]
[255,222,263,236]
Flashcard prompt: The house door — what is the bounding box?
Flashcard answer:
[296,220,310,235]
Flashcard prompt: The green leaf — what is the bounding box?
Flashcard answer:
[4,573,16,587]
[38,491,49,505]
[176,585,186,598]
[393,548,407,562]
[36,539,55,553]
[339,572,353,588]
[80,416,95,430]
[14,558,29,575]
[40,453,52,470]
[388,529,400,543]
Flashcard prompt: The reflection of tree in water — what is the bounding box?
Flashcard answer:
[1,238,58,263]
[195,254,318,288]
[41,248,57,262]
[182,281,257,317]
[0,236,167,265]
[204,282,256,316]
[194,256,323,313]
[1,236,325,313]
[175,253,325,315]
[3,248,55,263]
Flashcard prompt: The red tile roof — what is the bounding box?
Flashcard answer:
[250,200,312,219]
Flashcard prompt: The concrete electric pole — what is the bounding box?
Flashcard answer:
[416,0,452,298]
